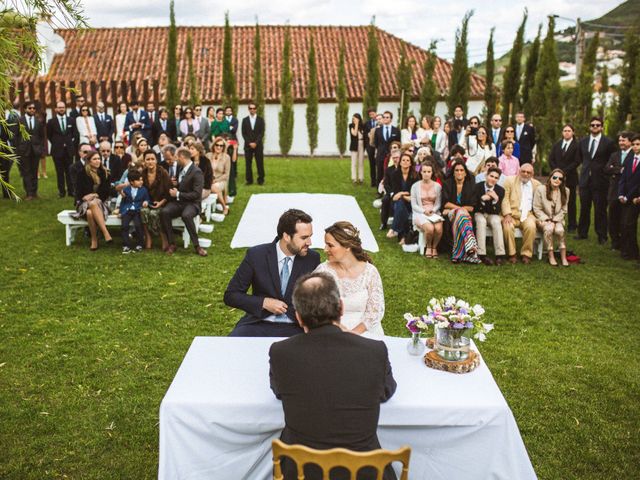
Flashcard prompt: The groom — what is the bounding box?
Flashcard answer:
[224,209,321,337]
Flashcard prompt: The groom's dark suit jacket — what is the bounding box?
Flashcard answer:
[224,239,320,327]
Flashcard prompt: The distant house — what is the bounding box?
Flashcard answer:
[20,25,487,155]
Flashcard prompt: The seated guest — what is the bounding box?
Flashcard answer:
[441,159,480,263]
[498,139,520,177]
[533,169,570,266]
[269,271,397,480]
[98,141,122,186]
[160,146,207,257]
[130,136,150,165]
[473,166,506,265]
[153,133,171,158]
[501,163,541,264]
[618,134,640,260]
[119,169,150,254]
[186,140,213,200]
[446,144,466,173]
[69,143,93,198]
[416,138,444,169]
[387,153,419,244]
[113,140,132,170]
[496,125,520,158]
[224,209,321,337]
[475,157,506,186]
[160,144,178,183]
[73,151,113,250]
[379,149,401,231]
[315,222,385,336]
[465,125,495,175]
[141,150,172,250]
[411,161,443,258]
[401,115,420,147]
[207,137,231,215]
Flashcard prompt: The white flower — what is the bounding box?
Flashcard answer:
[436,320,449,329]
[403,313,415,322]
[445,296,456,307]
[474,332,487,342]
[429,298,439,307]
[483,323,494,332]
[456,299,470,310]
[472,304,485,316]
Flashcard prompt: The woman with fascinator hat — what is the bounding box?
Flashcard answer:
[314,221,385,336]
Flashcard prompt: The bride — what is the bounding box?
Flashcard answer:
[315,221,385,336]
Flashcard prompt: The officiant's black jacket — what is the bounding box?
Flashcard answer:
[269,324,397,480]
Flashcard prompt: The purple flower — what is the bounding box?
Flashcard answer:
[406,319,420,333]
[465,321,474,329]
[460,308,468,315]
[452,322,465,329]
[421,315,433,325]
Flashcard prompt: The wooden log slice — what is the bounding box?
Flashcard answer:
[423,349,480,374]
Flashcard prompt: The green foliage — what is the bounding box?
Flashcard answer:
[222,12,238,113]
[573,33,600,136]
[278,25,294,156]
[611,29,640,134]
[446,10,474,117]
[362,19,380,116]
[306,37,319,156]
[419,41,439,119]
[396,46,413,127]
[253,22,265,119]
[630,60,640,132]
[165,1,179,113]
[598,65,609,120]
[522,24,541,119]
[335,42,349,156]
[186,33,199,106]
[483,29,497,125]
[501,9,528,124]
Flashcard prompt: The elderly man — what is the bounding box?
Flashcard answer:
[98,141,122,186]
[501,163,541,264]
[94,101,114,143]
[269,271,397,480]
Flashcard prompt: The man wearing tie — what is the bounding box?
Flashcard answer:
[576,116,617,243]
[241,102,266,185]
[224,209,321,337]
[124,99,152,143]
[46,101,76,198]
[490,114,504,145]
[363,108,378,187]
[548,124,582,232]
[16,102,44,200]
[604,132,633,250]
[159,144,178,183]
[514,112,536,165]
[373,111,401,185]
[618,134,640,260]
[152,108,176,146]
[98,141,122,187]
[146,102,157,125]
[93,102,114,143]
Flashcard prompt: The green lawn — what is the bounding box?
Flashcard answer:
[1,157,639,479]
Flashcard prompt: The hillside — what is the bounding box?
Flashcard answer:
[588,0,640,28]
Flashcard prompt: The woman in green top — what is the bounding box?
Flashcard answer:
[210,107,230,143]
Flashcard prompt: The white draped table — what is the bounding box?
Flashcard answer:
[159,336,537,480]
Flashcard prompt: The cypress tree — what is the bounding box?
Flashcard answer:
[279,25,294,156]
[483,28,497,125]
[446,10,473,117]
[335,42,349,156]
[166,0,179,111]
[611,29,640,134]
[501,9,527,124]
[396,46,413,127]
[186,33,199,106]
[599,65,609,120]
[630,62,640,132]
[574,32,600,135]
[362,19,380,115]
[253,22,265,119]
[222,11,238,113]
[419,40,438,118]
[522,24,542,119]
[306,36,319,156]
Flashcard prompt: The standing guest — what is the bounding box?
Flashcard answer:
[363,108,378,187]
[194,105,210,147]
[224,209,321,337]
[379,146,401,231]
[141,150,171,250]
[401,115,420,147]
[604,131,633,250]
[146,102,157,125]
[172,105,183,143]
[618,134,640,260]
[113,140,132,171]
[416,139,444,169]
[387,153,418,243]
[475,157,506,186]
[374,111,401,185]
[69,143,93,197]
[16,101,44,200]
[115,102,128,143]
[514,112,536,165]
[496,125,521,158]
[489,114,504,146]
[452,104,468,126]
[75,105,97,147]
[417,115,433,147]
[498,139,520,177]
[210,107,230,142]
[119,169,150,254]
[1,104,20,198]
[448,119,465,151]
[548,123,581,232]
[241,102,266,185]
[411,161,443,258]
[207,137,231,215]
[224,105,239,197]
[206,106,216,126]
[349,113,365,184]
[98,141,122,187]
[441,159,480,263]
[432,116,447,156]
[47,101,76,198]
[160,146,207,257]
[474,166,506,265]
[152,108,176,145]
[186,140,212,200]
[94,101,114,143]
[465,125,495,175]
[501,163,541,264]
[69,95,84,122]
[124,99,152,143]
[533,169,570,266]
[576,116,617,243]
[73,151,113,250]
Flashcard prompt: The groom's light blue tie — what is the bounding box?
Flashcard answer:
[275,257,291,323]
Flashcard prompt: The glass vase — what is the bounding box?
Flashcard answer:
[434,327,470,361]
[406,332,426,356]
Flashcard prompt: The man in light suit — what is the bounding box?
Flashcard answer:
[269,272,397,480]
[16,101,45,200]
[93,101,114,143]
[124,99,152,143]
[514,112,536,165]
[373,111,400,185]
[47,101,77,197]
[604,132,633,250]
[501,163,541,264]
[241,102,266,185]
[224,209,321,337]
[618,134,640,260]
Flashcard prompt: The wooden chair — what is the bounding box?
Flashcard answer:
[272,439,411,480]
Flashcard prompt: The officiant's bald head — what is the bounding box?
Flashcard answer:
[292,272,342,330]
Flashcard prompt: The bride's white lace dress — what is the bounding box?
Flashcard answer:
[314,262,385,336]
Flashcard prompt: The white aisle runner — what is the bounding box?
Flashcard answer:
[230,193,379,252]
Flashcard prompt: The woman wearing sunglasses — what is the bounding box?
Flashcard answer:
[533,169,570,266]
[76,106,97,146]
[207,137,231,215]
[496,126,521,159]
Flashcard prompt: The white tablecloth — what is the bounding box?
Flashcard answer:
[159,337,536,480]
[230,193,379,252]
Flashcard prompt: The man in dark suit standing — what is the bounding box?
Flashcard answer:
[68,95,84,122]
[604,132,633,250]
[152,108,176,145]
[374,111,400,185]
[16,101,45,200]
[124,99,152,143]
[489,113,504,145]
[576,116,617,243]
[241,102,265,185]
[618,134,640,260]
[1,103,20,199]
[269,271,397,480]
[363,108,378,187]
[548,124,582,232]
[224,105,239,197]
[160,146,207,257]
[514,112,536,165]
[93,101,114,143]
[46,101,76,198]
[224,209,321,337]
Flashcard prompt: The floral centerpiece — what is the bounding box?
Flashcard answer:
[404,313,432,355]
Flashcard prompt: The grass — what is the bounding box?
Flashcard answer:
[1,156,639,479]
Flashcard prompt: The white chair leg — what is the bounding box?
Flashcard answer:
[65,225,72,246]
[182,228,190,249]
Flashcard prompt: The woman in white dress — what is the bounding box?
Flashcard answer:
[76,106,97,146]
[315,221,385,336]
[115,102,128,143]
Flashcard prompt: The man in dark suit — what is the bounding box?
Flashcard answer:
[241,102,265,185]
[604,132,633,250]
[93,101,114,143]
[124,99,152,143]
[617,134,640,260]
[98,141,122,186]
[160,146,207,257]
[159,144,178,181]
[152,108,176,145]
[68,95,84,122]
[224,209,321,337]
[46,101,76,198]
[15,101,45,199]
[576,116,617,243]
[224,105,239,197]
[373,111,400,185]
[514,112,536,165]
[548,124,582,232]
[1,104,20,198]
[269,271,397,480]
[363,108,378,187]
[69,143,94,199]
[489,113,504,145]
